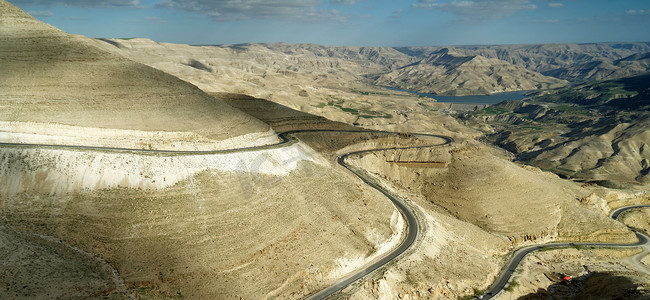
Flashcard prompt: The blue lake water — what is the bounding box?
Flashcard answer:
[384,87,528,104]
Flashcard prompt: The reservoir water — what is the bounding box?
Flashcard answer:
[385,87,528,104]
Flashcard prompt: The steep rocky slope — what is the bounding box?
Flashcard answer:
[342,140,637,299]
[0,0,276,150]
[262,42,415,70]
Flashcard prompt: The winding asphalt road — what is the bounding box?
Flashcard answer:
[305,132,451,300]
[480,204,650,299]
[6,131,646,299]
[0,129,452,299]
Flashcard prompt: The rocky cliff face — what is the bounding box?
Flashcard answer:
[0,136,408,299]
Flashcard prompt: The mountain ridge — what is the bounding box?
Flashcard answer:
[374,47,566,95]
[92,38,650,97]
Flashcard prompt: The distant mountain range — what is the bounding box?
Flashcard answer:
[532,72,650,109]
[373,47,565,95]
[378,42,650,95]
[94,40,650,97]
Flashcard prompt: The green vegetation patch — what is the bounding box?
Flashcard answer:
[327,98,392,119]
[571,244,587,251]
[503,279,519,292]
[460,288,485,300]
[359,113,393,119]
[552,104,590,114]
[554,166,576,174]
[476,106,510,115]
[350,89,391,96]
[534,77,642,107]
[592,82,638,100]
[341,107,359,114]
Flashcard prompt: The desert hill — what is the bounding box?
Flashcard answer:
[0,8,403,300]
[0,2,412,298]
[92,38,650,105]
[462,73,650,189]
[373,47,566,95]
[88,38,384,113]
[2,2,649,299]
[535,72,650,109]
[0,0,276,150]
[261,42,415,70]
[544,52,650,82]
[414,42,650,81]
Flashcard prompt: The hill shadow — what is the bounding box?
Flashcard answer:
[518,272,645,300]
[213,92,359,132]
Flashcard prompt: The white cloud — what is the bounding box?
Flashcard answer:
[548,2,564,8]
[157,0,349,22]
[626,9,649,15]
[12,0,139,6]
[26,9,53,17]
[412,0,537,19]
[330,0,359,5]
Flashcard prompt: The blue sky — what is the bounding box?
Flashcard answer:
[9,0,650,46]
